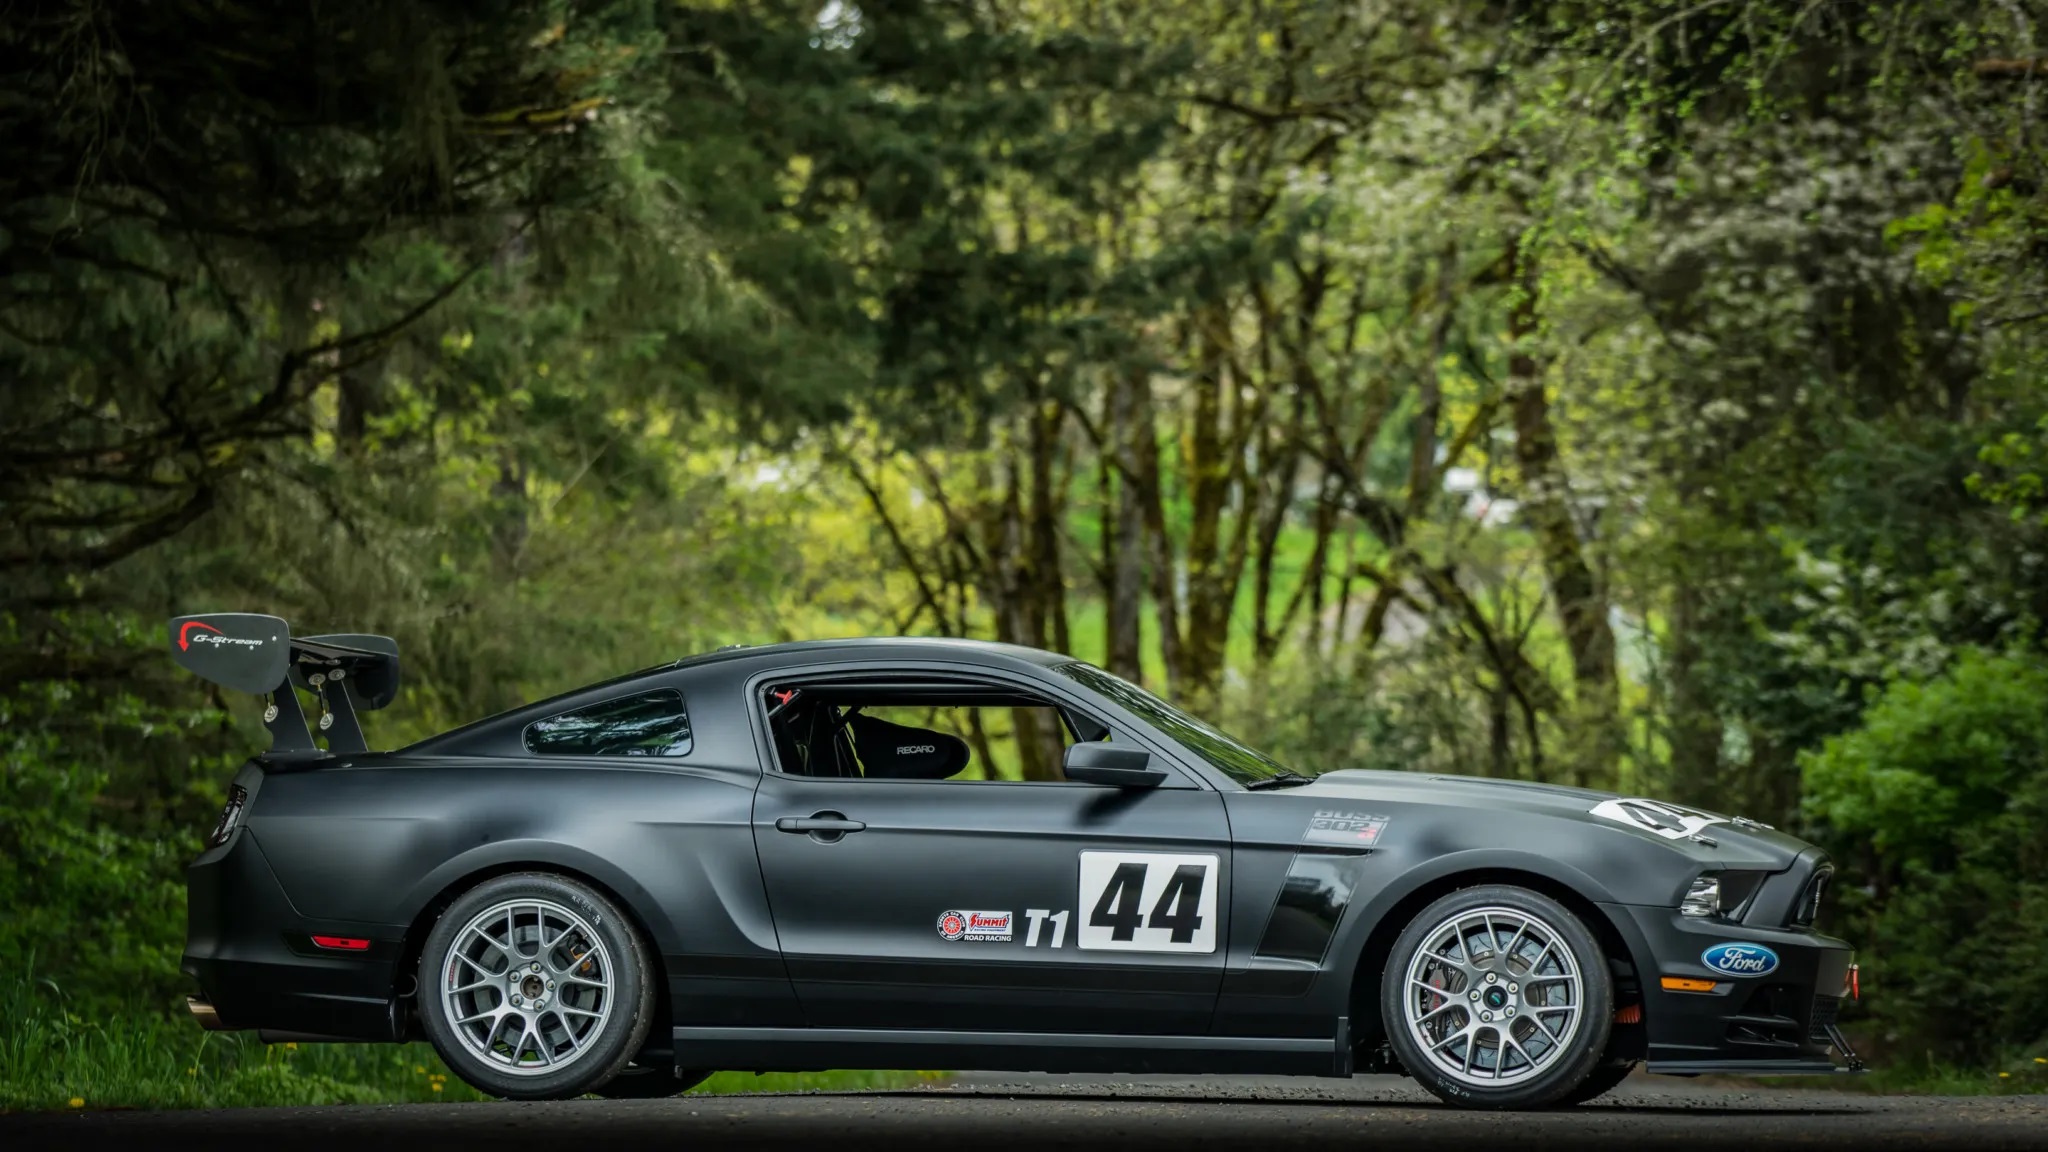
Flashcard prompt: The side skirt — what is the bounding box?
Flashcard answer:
[1647,1059,1851,1076]
[672,1025,1351,1078]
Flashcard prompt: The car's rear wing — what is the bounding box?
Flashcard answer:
[168,613,400,757]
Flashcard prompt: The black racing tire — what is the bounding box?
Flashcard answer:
[1551,1058,1636,1106]
[418,872,657,1100]
[590,1066,713,1099]
[1380,884,1614,1111]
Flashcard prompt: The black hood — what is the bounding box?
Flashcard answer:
[1298,768,1812,871]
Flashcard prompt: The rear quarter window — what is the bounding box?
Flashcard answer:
[523,689,694,757]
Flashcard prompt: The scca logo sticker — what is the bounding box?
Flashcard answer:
[1701,942,1780,977]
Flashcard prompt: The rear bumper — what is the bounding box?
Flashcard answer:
[182,828,406,1041]
[1601,902,1858,1075]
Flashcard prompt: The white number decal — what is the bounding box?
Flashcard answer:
[1023,908,1070,948]
[1076,851,1218,953]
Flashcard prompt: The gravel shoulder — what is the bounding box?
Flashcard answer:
[5,1072,2044,1152]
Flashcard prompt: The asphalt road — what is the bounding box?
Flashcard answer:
[7,1072,2046,1152]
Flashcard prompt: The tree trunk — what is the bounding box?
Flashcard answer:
[1664,576,1722,808]
[489,457,529,575]
[335,344,388,453]
[1026,396,1070,656]
[1106,365,1146,681]
[1251,391,1308,669]
[1177,310,1231,711]
[1132,368,1183,698]
[1506,267,1618,787]
[1013,705,1067,783]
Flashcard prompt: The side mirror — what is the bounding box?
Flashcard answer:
[1062,742,1166,788]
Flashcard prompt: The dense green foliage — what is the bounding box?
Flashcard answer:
[5,0,2048,1105]
[1804,650,2048,1067]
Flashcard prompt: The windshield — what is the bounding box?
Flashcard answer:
[1054,662,1301,787]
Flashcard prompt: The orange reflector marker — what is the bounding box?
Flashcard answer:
[311,935,371,951]
[1660,977,1718,993]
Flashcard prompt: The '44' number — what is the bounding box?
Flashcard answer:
[1076,852,1218,953]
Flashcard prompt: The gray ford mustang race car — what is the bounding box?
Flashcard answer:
[170,613,1861,1109]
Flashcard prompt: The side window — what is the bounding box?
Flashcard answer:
[763,683,1106,781]
[525,689,693,757]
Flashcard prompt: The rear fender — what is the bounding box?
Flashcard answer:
[397,839,684,956]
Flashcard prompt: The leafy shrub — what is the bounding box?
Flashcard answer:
[1801,648,2048,1064]
[0,683,205,1014]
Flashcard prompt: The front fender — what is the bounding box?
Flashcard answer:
[1324,847,1627,987]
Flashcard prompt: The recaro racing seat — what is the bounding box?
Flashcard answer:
[843,712,969,780]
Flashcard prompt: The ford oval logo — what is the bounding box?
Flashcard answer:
[1701,942,1780,977]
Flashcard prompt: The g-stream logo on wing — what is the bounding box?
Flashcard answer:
[1701,942,1780,977]
[936,909,1013,942]
[177,620,266,651]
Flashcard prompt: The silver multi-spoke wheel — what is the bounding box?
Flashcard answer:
[440,898,615,1076]
[1401,904,1585,1087]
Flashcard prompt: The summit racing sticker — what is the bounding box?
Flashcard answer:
[1305,810,1389,847]
[936,909,1013,942]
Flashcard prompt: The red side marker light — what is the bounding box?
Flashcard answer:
[1847,963,1860,1001]
[312,935,371,951]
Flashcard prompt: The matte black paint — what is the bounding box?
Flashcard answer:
[178,635,1857,1080]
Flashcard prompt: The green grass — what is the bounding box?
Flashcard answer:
[0,981,942,1112]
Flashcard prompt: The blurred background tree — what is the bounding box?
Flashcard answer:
[4,0,2047,1085]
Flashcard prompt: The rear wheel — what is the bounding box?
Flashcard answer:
[419,872,656,1100]
[1380,885,1613,1110]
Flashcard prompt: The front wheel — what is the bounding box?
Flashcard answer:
[419,872,657,1100]
[1380,884,1613,1110]
[1551,1058,1636,1106]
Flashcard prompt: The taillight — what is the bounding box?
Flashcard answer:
[208,785,247,847]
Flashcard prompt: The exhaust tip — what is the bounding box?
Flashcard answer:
[186,995,226,1031]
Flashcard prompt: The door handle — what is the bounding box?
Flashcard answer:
[775,814,866,835]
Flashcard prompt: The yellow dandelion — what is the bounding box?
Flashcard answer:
[414,1065,426,1074]
[2036,1058,2047,1065]
[431,1083,443,1093]
[67,1098,83,1109]
[2000,1072,2011,1078]
[285,1042,298,1050]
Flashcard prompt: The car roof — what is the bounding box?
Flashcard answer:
[669,636,1077,672]
[391,636,1083,758]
